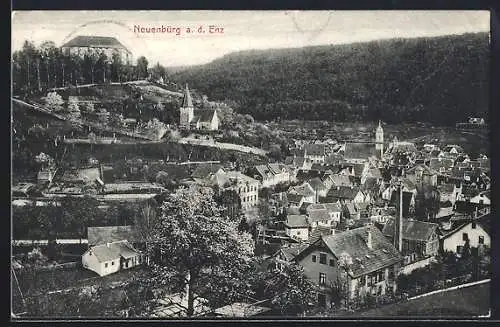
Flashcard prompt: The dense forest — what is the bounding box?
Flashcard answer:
[169,33,490,126]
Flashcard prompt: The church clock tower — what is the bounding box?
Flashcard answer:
[375,120,384,160]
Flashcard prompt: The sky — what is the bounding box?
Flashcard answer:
[12,10,490,67]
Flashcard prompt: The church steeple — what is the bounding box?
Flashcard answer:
[376,120,384,160]
[181,83,193,108]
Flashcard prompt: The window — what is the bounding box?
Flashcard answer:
[457,245,464,254]
[318,293,327,307]
[297,231,301,235]
[112,261,115,266]
[463,233,468,241]
[479,236,484,244]
[472,222,476,229]
[319,273,326,285]
[105,263,108,268]
[329,259,335,267]
[360,276,366,285]
[312,255,317,263]
[320,253,327,264]
[379,271,384,281]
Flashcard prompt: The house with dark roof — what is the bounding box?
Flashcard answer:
[306,202,342,229]
[307,177,329,198]
[294,225,403,306]
[270,243,309,271]
[323,186,368,205]
[82,240,143,277]
[303,144,326,164]
[382,218,440,259]
[191,164,225,185]
[248,163,290,188]
[405,164,438,187]
[441,215,490,256]
[342,143,377,164]
[437,182,462,206]
[288,182,316,204]
[61,35,132,64]
[284,215,310,242]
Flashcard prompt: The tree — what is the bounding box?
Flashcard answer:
[83,102,95,113]
[136,56,149,79]
[43,92,64,112]
[146,186,254,316]
[259,263,317,315]
[134,200,160,266]
[66,98,82,120]
[335,252,353,309]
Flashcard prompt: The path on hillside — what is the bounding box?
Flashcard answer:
[178,137,269,156]
[13,98,159,141]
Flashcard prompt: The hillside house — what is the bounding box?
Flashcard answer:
[284,215,310,242]
[382,218,440,260]
[288,182,317,204]
[303,144,326,164]
[307,177,330,198]
[405,164,438,187]
[306,203,342,228]
[270,243,309,272]
[82,240,143,277]
[470,190,491,206]
[441,216,490,256]
[437,183,462,206]
[191,164,225,185]
[323,186,368,205]
[429,158,455,176]
[87,226,143,248]
[269,192,289,216]
[294,226,402,306]
[249,163,290,188]
[217,171,260,210]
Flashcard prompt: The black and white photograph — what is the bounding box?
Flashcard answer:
[11,10,491,319]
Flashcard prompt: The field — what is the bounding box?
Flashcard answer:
[353,282,490,317]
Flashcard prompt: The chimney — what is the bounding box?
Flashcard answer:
[366,228,372,250]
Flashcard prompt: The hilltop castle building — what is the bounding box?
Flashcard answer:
[179,84,219,131]
[61,35,133,65]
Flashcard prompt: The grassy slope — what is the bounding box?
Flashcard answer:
[355,282,490,317]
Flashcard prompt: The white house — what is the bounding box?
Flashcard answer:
[284,215,310,242]
[441,218,490,255]
[250,163,290,188]
[470,191,491,206]
[306,203,342,228]
[82,240,143,277]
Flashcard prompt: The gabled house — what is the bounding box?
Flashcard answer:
[303,144,326,164]
[470,190,490,206]
[87,226,143,248]
[323,186,368,205]
[405,164,438,187]
[82,240,143,277]
[249,163,290,188]
[216,171,260,211]
[441,216,490,256]
[294,225,403,306]
[288,182,316,204]
[307,177,329,198]
[306,203,342,228]
[270,243,309,271]
[191,164,225,185]
[269,192,289,216]
[342,143,378,164]
[437,183,462,206]
[284,214,310,242]
[382,218,440,260]
[429,158,455,176]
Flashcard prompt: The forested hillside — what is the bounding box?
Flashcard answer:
[170,33,490,126]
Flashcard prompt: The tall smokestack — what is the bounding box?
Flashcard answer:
[395,184,403,252]
[366,228,372,250]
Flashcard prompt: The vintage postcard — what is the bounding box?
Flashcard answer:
[11,10,491,319]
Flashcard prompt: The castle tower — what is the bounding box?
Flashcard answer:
[180,83,194,130]
[375,120,384,160]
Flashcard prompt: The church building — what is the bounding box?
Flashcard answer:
[179,84,219,131]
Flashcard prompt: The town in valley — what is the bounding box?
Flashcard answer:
[11,11,491,319]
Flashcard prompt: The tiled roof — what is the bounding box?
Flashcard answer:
[214,302,271,317]
[61,35,130,51]
[193,109,216,123]
[88,225,142,246]
[191,164,224,179]
[308,225,333,243]
[61,167,101,183]
[344,143,377,160]
[278,244,310,261]
[307,208,331,223]
[406,164,438,176]
[388,142,417,154]
[321,226,403,278]
[329,174,353,187]
[284,214,309,228]
[304,144,326,156]
[382,218,439,241]
[307,177,327,192]
[289,183,315,197]
[86,240,141,263]
[326,186,361,201]
[287,193,304,204]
